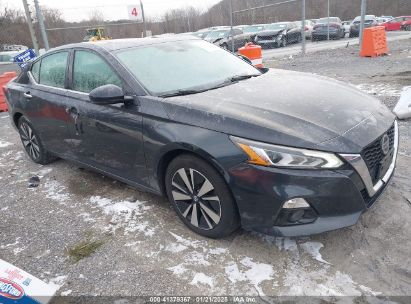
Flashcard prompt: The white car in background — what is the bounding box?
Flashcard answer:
[294,20,314,38]
[0,51,19,64]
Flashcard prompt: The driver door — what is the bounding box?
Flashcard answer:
[64,49,147,186]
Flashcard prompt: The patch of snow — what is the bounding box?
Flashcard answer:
[300,241,331,265]
[240,257,274,296]
[48,275,67,289]
[169,232,202,249]
[36,250,51,259]
[165,242,187,253]
[190,273,214,288]
[225,263,247,283]
[167,264,188,276]
[13,247,25,255]
[0,140,13,148]
[208,247,228,255]
[60,290,72,296]
[42,180,70,203]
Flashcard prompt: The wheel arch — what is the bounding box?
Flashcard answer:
[156,146,230,197]
[13,112,23,127]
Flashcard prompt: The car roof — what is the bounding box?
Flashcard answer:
[50,35,200,53]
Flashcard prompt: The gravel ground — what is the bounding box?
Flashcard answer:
[0,39,410,302]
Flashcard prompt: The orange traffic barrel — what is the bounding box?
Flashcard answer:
[0,71,17,112]
[238,43,263,68]
[360,26,388,57]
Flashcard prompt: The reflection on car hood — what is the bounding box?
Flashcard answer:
[162,69,394,153]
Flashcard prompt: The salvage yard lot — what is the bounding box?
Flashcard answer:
[1,40,410,299]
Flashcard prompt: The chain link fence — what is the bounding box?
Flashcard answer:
[228,0,368,56]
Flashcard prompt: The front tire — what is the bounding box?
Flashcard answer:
[18,117,56,165]
[165,154,240,238]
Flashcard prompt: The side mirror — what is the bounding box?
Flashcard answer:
[89,84,124,105]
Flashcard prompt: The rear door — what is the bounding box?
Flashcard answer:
[64,49,147,185]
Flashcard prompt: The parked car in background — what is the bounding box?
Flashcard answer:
[377,17,391,25]
[242,24,266,41]
[382,16,411,31]
[5,36,398,238]
[349,15,378,38]
[312,17,345,41]
[204,28,251,51]
[400,18,411,31]
[0,51,19,64]
[302,20,315,39]
[194,30,212,39]
[255,22,302,48]
[342,21,352,35]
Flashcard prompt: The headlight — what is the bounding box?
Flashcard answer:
[230,136,344,169]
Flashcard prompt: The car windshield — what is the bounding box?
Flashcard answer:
[318,17,339,23]
[115,40,260,96]
[265,23,287,31]
[243,25,264,33]
[205,30,229,39]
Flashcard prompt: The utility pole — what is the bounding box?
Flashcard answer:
[33,0,49,51]
[327,0,330,41]
[301,0,306,56]
[22,0,39,55]
[359,0,366,49]
[229,0,234,53]
[140,0,147,37]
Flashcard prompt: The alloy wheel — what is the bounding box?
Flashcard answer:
[19,122,40,160]
[171,168,221,230]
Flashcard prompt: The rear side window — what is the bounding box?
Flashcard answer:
[31,60,40,83]
[39,52,68,88]
[73,50,122,93]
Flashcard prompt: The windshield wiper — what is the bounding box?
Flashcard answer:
[228,74,260,82]
[159,74,260,98]
[160,89,206,98]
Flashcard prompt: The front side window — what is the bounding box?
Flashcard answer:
[31,60,40,83]
[73,50,122,93]
[39,52,68,88]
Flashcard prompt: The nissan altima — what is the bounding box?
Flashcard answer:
[4,36,398,238]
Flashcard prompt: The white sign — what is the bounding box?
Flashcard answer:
[0,259,59,303]
[127,4,143,22]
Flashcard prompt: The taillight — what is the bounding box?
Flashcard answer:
[305,26,309,31]
[1,86,7,95]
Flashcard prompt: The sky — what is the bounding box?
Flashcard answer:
[2,0,222,22]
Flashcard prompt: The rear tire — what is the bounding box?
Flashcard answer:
[165,154,240,238]
[17,117,57,165]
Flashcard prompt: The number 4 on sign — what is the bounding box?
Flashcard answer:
[127,4,143,21]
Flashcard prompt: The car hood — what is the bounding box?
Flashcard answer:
[161,69,395,153]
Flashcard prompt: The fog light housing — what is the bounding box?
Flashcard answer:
[282,198,310,209]
[274,198,317,226]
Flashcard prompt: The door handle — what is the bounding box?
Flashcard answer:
[23,92,32,99]
[65,107,82,135]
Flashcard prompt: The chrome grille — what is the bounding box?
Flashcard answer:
[361,124,395,184]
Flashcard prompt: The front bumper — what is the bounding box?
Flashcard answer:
[228,122,398,237]
[255,39,281,48]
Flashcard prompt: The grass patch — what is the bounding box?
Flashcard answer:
[67,239,105,262]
